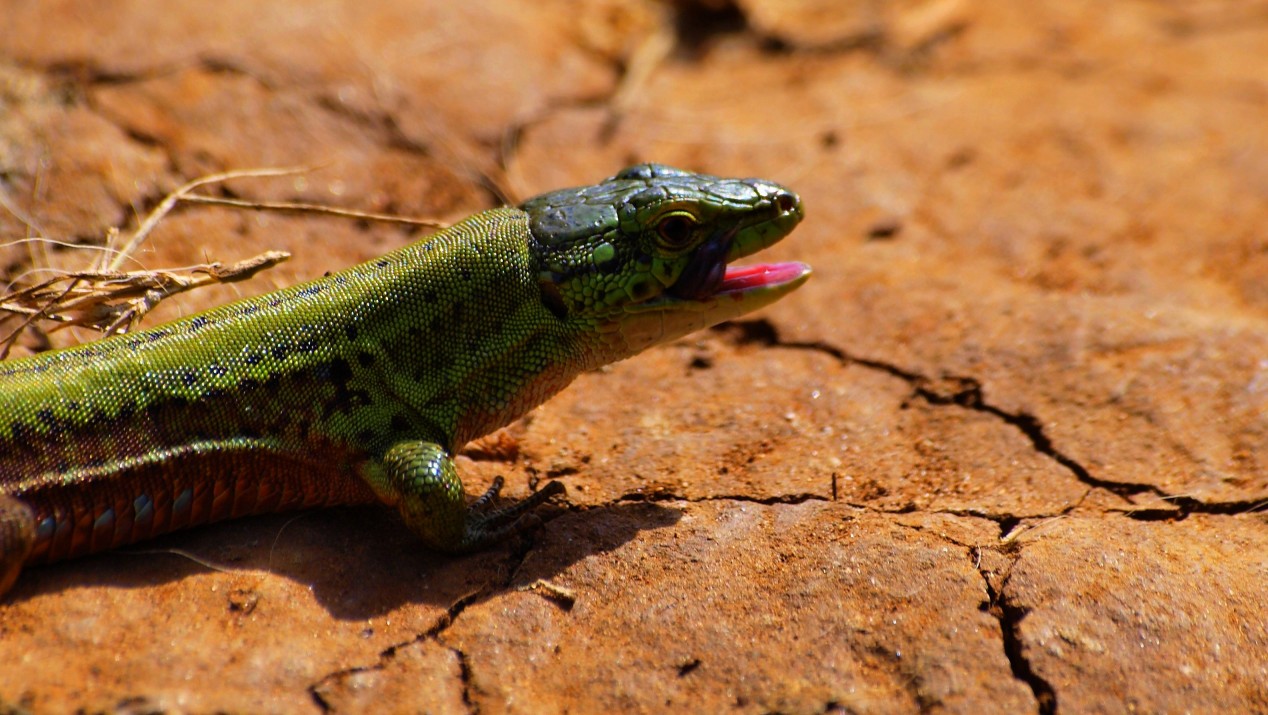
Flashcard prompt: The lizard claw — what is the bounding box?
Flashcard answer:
[470,480,565,526]
[465,480,567,545]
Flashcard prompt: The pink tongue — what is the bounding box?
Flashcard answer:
[719,262,809,293]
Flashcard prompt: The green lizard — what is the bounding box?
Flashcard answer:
[0,164,808,597]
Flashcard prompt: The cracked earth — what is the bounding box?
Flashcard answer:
[1,1,1266,713]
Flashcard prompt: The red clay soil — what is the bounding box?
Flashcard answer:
[1,1,1265,713]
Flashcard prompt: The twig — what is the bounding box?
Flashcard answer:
[1,165,451,355]
[0,252,291,352]
[177,194,447,228]
[101,166,315,272]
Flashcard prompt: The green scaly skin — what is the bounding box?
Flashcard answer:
[0,164,808,597]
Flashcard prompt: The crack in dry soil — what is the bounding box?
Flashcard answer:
[709,314,1265,712]
[306,586,484,713]
[892,515,1060,714]
[306,537,541,713]
[976,554,1059,715]
[715,319,1264,520]
[619,487,1071,714]
[611,491,1066,713]
[616,489,829,506]
[709,316,1268,715]
[452,646,478,715]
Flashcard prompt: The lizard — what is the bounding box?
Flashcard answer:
[0,163,808,597]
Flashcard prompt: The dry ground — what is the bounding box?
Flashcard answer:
[0,1,1265,713]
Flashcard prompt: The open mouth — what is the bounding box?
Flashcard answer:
[716,261,811,296]
[666,242,810,301]
[612,183,809,351]
[666,223,809,302]
[666,229,734,300]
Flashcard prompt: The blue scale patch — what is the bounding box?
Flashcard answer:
[94,508,115,532]
[134,494,154,526]
[174,488,193,516]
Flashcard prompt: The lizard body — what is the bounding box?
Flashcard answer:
[0,164,807,596]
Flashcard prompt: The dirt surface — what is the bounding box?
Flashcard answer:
[1,1,1266,713]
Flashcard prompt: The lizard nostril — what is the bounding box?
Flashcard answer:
[774,192,798,214]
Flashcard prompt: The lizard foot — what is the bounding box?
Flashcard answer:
[466,478,566,540]
[371,440,567,552]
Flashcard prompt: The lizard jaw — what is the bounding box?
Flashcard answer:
[717,261,811,297]
[668,186,805,302]
[610,260,811,356]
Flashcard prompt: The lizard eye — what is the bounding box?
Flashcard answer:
[656,213,697,249]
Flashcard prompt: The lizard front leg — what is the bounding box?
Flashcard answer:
[363,440,565,552]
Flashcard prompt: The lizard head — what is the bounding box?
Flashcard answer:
[521,163,809,358]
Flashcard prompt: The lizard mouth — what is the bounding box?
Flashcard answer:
[666,228,733,301]
[667,228,810,301]
[716,261,812,296]
[610,185,809,352]
[666,188,807,302]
